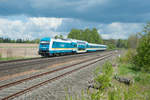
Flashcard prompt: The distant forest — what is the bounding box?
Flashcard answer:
[0,37,40,44]
[0,28,139,49]
[55,28,139,49]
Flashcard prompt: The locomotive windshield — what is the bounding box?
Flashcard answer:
[40,41,49,45]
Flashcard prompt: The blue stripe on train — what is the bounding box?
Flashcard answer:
[87,50,97,52]
[50,50,73,54]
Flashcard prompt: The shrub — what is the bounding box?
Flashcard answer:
[119,49,136,64]
[94,61,113,90]
[134,72,150,85]
[133,23,150,72]
[107,44,116,50]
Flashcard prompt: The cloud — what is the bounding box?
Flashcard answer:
[0,30,3,35]
[0,0,150,23]
[0,0,148,40]
[0,17,63,39]
[29,17,62,30]
[0,16,144,40]
[30,0,107,10]
[101,33,126,39]
[98,22,144,39]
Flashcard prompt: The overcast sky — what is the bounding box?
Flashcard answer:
[0,0,149,39]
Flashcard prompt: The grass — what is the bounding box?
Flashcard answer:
[0,56,33,61]
[65,50,150,100]
[0,46,38,48]
[0,57,21,61]
[118,64,133,75]
[115,63,150,100]
[65,63,150,100]
[117,63,138,77]
[0,53,1,58]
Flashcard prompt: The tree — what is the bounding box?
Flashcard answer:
[127,34,139,49]
[67,28,103,44]
[91,28,103,44]
[54,35,64,39]
[54,35,59,39]
[34,39,40,43]
[103,39,117,49]
[0,37,3,43]
[83,28,91,42]
[16,39,23,43]
[59,35,64,39]
[68,29,81,40]
[133,23,150,72]
[116,39,127,48]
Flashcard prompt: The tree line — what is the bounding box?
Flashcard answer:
[103,34,139,49]
[0,37,40,43]
[66,28,139,49]
[0,28,139,50]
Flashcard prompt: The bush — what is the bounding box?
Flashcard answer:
[119,49,136,64]
[107,44,116,50]
[94,61,113,90]
[133,23,150,72]
[134,72,150,85]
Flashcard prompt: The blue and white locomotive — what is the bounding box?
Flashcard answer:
[38,37,107,57]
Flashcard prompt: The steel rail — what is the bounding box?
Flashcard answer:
[0,51,110,71]
[1,53,113,100]
[0,53,112,90]
[0,51,109,65]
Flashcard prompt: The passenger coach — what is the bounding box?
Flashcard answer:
[38,37,107,57]
[86,43,107,52]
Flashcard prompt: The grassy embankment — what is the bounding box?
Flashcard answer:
[65,50,150,100]
[0,56,26,61]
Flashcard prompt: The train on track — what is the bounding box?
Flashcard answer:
[38,37,107,57]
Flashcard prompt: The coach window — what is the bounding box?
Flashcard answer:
[74,44,77,47]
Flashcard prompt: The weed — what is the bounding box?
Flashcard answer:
[94,61,113,90]
[108,87,122,100]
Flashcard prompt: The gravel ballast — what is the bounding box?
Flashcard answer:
[13,53,119,100]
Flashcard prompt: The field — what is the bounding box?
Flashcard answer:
[0,43,40,59]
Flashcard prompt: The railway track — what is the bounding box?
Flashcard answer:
[0,51,109,71]
[0,52,99,65]
[0,52,114,100]
[0,50,113,65]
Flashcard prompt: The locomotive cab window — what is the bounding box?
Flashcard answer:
[40,41,49,45]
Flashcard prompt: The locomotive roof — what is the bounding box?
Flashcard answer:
[52,38,72,43]
[88,43,106,46]
[40,37,106,46]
